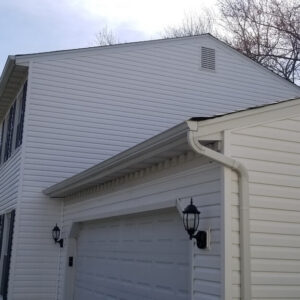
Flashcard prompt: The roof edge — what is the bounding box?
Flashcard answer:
[0,56,16,98]
[44,121,192,198]
[44,96,300,198]
[206,35,300,92]
[15,34,210,62]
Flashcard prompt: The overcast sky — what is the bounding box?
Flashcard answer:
[0,0,217,71]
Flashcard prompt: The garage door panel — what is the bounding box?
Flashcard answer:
[74,209,190,300]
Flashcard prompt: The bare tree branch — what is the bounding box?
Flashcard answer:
[218,0,300,83]
[161,9,217,38]
[94,26,119,46]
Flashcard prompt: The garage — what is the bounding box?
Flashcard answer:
[73,208,190,300]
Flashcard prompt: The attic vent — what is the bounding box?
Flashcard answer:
[201,47,216,70]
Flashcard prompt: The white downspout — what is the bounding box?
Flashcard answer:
[187,130,251,300]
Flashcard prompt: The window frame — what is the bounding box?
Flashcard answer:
[0,80,27,166]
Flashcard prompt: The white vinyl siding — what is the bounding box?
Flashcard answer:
[230,117,300,300]
[61,155,222,300]
[10,36,300,299]
[0,148,22,213]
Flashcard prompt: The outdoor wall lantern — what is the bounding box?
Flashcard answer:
[182,198,208,249]
[52,224,64,248]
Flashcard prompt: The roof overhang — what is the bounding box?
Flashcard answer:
[44,121,203,198]
[0,56,28,121]
[44,96,300,199]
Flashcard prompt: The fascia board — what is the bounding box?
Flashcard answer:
[14,35,209,63]
[44,121,192,198]
[44,96,300,198]
[192,97,300,138]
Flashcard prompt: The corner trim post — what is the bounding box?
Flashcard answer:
[187,130,251,300]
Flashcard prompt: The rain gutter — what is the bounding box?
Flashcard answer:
[187,129,251,300]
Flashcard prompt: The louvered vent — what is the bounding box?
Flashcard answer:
[201,47,216,70]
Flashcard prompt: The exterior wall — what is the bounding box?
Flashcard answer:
[8,68,63,299]
[230,116,300,299]
[60,154,222,300]
[19,36,300,137]
[10,36,300,299]
[0,147,22,299]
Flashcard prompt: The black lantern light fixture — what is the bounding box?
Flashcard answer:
[52,224,64,248]
[182,198,208,249]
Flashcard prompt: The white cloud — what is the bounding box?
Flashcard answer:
[0,0,217,70]
[70,0,217,35]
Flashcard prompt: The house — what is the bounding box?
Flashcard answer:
[0,34,299,300]
[45,98,300,300]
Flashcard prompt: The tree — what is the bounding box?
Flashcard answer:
[94,26,119,46]
[161,10,217,38]
[218,0,300,83]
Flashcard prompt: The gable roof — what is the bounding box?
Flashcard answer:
[10,34,300,92]
[44,96,300,198]
[1,34,299,122]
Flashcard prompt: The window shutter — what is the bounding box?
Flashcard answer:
[0,121,5,164]
[0,210,15,299]
[0,215,4,258]
[4,103,16,162]
[16,81,27,148]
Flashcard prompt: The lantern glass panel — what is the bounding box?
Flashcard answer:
[182,199,200,239]
[52,225,60,241]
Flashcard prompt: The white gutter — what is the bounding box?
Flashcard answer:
[187,130,251,300]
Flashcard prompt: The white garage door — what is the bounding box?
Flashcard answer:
[74,208,190,300]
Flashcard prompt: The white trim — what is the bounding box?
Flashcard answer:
[63,200,180,300]
[71,198,176,224]
[45,97,300,199]
[190,238,195,300]
[221,130,233,300]
[13,34,300,92]
[44,123,189,197]
[189,99,300,139]
[6,61,31,300]
[187,131,251,300]
[15,35,210,64]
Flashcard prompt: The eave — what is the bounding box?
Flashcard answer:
[44,96,300,198]
[43,121,197,198]
[0,56,28,121]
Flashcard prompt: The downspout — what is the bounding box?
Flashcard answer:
[187,130,251,300]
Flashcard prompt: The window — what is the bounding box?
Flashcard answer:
[0,81,27,165]
[0,121,5,163]
[15,81,27,148]
[0,215,4,258]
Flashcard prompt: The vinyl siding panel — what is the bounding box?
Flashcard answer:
[61,156,222,300]
[0,148,22,300]
[12,36,300,299]
[0,147,22,212]
[230,116,300,299]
